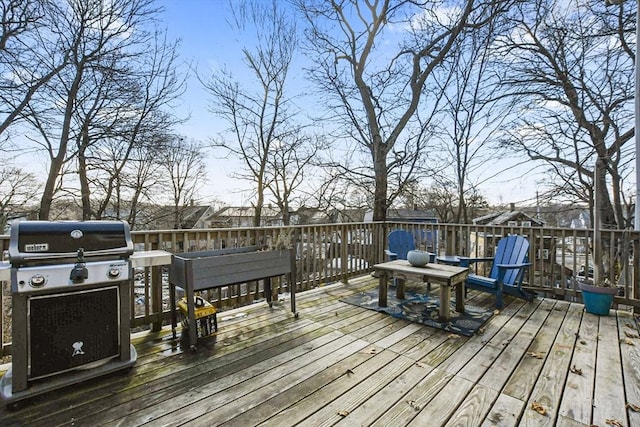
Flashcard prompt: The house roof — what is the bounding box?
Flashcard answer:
[135,204,214,230]
[211,206,282,219]
[367,208,438,222]
[389,208,437,220]
[473,210,544,226]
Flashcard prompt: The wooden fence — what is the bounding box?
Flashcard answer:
[1,221,638,357]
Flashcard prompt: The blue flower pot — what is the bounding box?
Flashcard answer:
[579,281,616,316]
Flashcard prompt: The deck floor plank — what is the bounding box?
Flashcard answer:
[0,275,638,427]
[332,355,438,426]
[400,300,538,427]
[159,337,373,427]
[519,302,583,426]
[370,367,454,426]
[456,298,543,384]
[592,313,627,427]
[292,350,416,427]
[448,299,553,426]
[501,300,568,402]
[39,320,334,426]
[557,306,598,425]
[255,326,436,425]
[202,318,423,426]
[387,327,450,360]
[482,392,526,427]
[617,311,640,427]
[222,350,376,427]
[440,298,526,377]
[478,299,555,392]
[444,383,499,427]
[7,316,320,425]
[106,331,357,426]
[408,374,475,426]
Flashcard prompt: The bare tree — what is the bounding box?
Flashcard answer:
[76,30,186,220]
[398,180,488,223]
[158,137,207,229]
[121,138,166,229]
[1,1,187,223]
[266,132,325,225]
[204,0,304,226]
[0,166,40,230]
[430,12,513,223]
[15,0,167,220]
[494,0,635,229]
[296,0,515,221]
[0,0,69,140]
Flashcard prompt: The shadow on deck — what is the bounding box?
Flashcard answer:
[1,275,640,426]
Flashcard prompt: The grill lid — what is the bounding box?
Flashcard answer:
[9,220,134,265]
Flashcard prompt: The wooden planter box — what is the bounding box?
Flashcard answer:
[169,246,296,349]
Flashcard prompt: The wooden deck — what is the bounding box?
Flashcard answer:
[2,275,640,427]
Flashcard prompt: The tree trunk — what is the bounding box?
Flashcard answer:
[39,62,84,220]
[78,126,91,220]
[373,144,388,222]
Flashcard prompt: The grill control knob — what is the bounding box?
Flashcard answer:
[30,274,46,288]
[107,267,121,279]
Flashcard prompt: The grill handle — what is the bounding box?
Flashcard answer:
[70,248,89,283]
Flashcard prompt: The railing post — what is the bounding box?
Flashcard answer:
[341,224,349,284]
[150,241,163,332]
[381,221,388,264]
[634,233,639,313]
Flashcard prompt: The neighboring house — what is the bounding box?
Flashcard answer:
[471,207,574,287]
[205,206,370,226]
[336,208,368,223]
[363,207,438,253]
[561,209,591,258]
[291,207,334,225]
[136,205,216,231]
[472,210,544,228]
[292,207,367,225]
[470,208,544,258]
[206,206,284,228]
[176,205,216,229]
[568,210,591,229]
[364,208,438,223]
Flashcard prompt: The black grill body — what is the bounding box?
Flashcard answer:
[9,220,133,265]
[29,287,120,379]
[1,220,137,405]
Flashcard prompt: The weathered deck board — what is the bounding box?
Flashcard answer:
[593,313,627,426]
[0,275,638,427]
[557,305,598,425]
[446,299,551,426]
[618,312,640,427]
[502,300,567,404]
[520,302,583,426]
[482,392,526,427]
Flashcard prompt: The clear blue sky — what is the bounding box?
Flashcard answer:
[156,0,544,208]
[158,0,256,205]
[159,0,235,140]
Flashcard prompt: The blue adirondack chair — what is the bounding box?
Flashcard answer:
[458,235,533,308]
[385,230,435,288]
[385,229,416,261]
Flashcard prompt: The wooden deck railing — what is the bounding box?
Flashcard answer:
[1,221,638,357]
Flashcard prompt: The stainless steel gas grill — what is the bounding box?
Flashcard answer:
[0,220,137,405]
